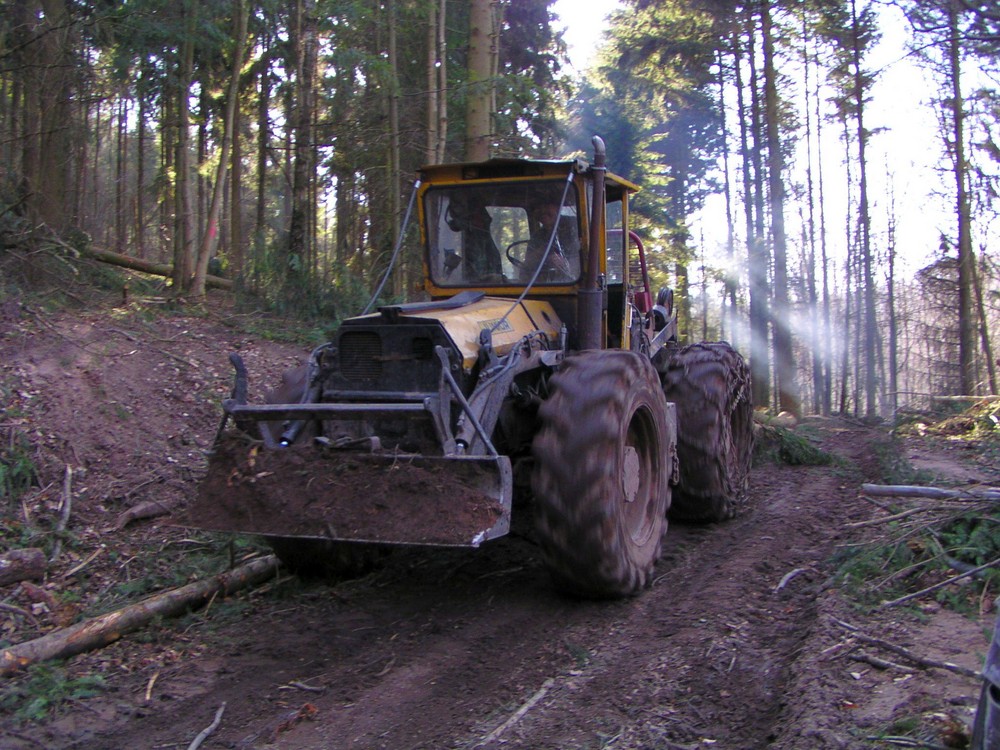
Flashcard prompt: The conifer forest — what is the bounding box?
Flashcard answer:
[3,0,1000,418]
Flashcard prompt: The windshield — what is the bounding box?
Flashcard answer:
[424,181,581,287]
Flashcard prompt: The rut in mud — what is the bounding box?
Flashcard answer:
[35,427,872,750]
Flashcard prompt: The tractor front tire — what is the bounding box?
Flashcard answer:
[532,351,672,598]
[659,342,753,523]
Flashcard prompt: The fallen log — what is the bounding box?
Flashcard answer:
[78,246,233,291]
[929,395,1000,403]
[0,555,279,676]
[0,548,46,587]
[861,483,1000,501]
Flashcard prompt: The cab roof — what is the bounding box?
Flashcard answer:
[418,156,639,194]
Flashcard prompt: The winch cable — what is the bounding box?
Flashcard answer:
[361,178,422,316]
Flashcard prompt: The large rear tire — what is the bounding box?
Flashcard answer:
[659,342,753,522]
[532,351,672,598]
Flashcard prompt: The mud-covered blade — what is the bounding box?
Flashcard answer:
[178,437,512,548]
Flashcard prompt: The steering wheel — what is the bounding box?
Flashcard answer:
[505,239,530,269]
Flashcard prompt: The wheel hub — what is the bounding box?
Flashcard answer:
[622,445,641,504]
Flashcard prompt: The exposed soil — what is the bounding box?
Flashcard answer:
[188,437,508,546]
[0,291,997,750]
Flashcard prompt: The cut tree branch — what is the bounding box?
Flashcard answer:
[881,555,1000,610]
[861,483,1000,501]
[0,555,279,676]
[832,618,980,679]
[49,465,73,563]
[187,702,227,750]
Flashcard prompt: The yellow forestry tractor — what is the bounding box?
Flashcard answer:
[184,137,754,598]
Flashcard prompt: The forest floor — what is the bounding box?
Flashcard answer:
[1,288,999,750]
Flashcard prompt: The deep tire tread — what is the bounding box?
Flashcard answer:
[532,351,671,598]
[659,342,754,523]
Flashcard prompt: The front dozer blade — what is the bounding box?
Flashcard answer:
[179,437,512,548]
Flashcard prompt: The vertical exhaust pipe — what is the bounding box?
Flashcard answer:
[577,135,606,351]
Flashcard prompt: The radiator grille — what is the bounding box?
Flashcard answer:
[340,331,382,380]
[411,336,434,359]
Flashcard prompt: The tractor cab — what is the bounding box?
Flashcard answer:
[418,156,654,351]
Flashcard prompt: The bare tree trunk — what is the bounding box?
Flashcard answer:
[72,92,87,227]
[762,1,798,416]
[852,224,863,416]
[426,3,438,162]
[816,57,833,416]
[386,0,403,299]
[850,0,878,418]
[717,47,738,345]
[0,548,46,587]
[172,1,196,291]
[947,0,976,395]
[736,15,770,408]
[230,95,244,280]
[887,187,900,417]
[136,77,147,259]
[309,105,319,277]
[33,0,75,230]
[92,102,102,240]
[115,98,127,252]
[839,123,854,415]
[700,243,709,341]
[802,16,821,416]
[972,246,997,393]
[465,0,494,160]
[426,0,448,163]
[253,67,271,293]
[286,0,318,302]
[0,74,9,171]
[676,261,690,342]
[193,0,248,297]
[80,245,232,290]
[435,0,448,161]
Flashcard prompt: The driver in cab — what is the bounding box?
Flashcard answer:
[521,201,580,282]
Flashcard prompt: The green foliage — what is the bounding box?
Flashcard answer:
[89,534,267,617]
[887,716,920,735]
[869,434,935,486]
[174,597,252,633]
[0,428,37,501]
[831,539,920,606]
[240,237,347,322]
[753,423,837,467]
[833,428,1000,613]
[0,517,43,551]
[0,664,106,724]
[572,0,724,282]
[564,640,591,669]
[938,514,1000,570]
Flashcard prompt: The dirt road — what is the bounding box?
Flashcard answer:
[0,301,989,749]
